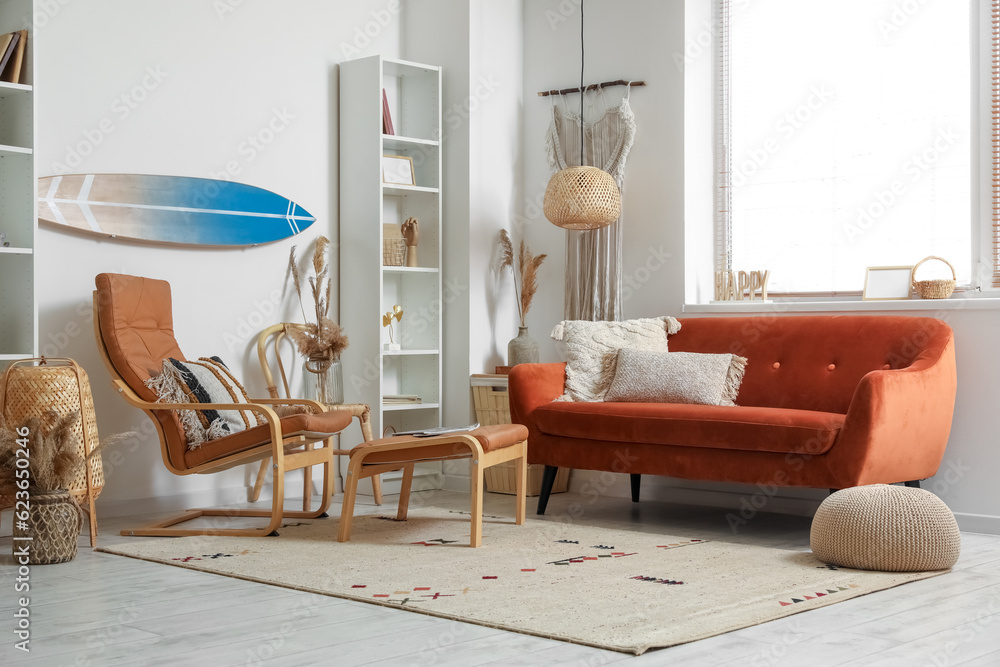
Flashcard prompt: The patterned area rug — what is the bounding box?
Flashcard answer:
[97,510,945,655]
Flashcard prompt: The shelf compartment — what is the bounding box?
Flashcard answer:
[382,191,439,268]
[0,252,34,357]
[381,354,439,407]
[381,271,440,351]
[382,59,439,142]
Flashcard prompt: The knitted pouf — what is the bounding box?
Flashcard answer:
[810,484,961,572]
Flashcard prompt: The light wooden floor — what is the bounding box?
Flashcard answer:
[2,488,999,666]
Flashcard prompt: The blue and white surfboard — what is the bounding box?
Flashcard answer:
[37,174,315,247]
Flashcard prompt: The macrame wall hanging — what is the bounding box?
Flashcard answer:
[538,0,642,322]
[545,86,637,321]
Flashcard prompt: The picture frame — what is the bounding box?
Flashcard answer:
[381,155,415,186]
[863,266,913,301]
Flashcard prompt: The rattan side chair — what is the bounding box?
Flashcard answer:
[93,273,349,537]
[250,323,382,506]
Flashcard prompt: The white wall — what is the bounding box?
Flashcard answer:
[34,0,403,513]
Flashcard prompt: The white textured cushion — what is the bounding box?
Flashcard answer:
[604,350,747,406]
[551,317,681,402]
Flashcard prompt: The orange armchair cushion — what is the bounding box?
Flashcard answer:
[184,409,353,468]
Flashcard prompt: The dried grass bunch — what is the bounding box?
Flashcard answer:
[286,236,349,363]
[498,229,547,327]
[0,412,127,493]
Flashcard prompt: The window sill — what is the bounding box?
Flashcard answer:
[683,296,1000,314]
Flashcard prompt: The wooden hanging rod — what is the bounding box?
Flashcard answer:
[537,79,646,97]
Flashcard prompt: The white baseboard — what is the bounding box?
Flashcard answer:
[953,512,1000,535]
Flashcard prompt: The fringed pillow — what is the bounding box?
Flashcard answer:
[603,349,748,406]
[550,317,682,402]
[145,356,262,450]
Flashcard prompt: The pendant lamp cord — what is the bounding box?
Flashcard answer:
[580,0,585,167]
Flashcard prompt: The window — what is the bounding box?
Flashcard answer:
[715,0,971,294]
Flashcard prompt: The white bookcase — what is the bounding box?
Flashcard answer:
[339,55,443,494]
[0,0,35,365]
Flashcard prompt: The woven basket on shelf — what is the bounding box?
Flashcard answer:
[911,256,956,299]
[382,223,405,266]
[13,490,82,564]
[0,358,103,546]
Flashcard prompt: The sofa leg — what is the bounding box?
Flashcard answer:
[905,480,921,489]
[537,466,559,515]
[630,474,641,503]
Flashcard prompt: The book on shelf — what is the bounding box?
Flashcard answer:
[383,394,421,404]
[0,31,20,83]
[382,88,394,135]
[1,30,26,84]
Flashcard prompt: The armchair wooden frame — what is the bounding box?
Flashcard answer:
[338,434,527,547]
[93,294,337,538]
[250,323,382,506]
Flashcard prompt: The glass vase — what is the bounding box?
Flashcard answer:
[304,356,344,405]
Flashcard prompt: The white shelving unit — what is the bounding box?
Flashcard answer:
[0,1,36,366]
[340,55,443,494]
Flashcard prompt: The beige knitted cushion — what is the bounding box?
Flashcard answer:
[811,484,961,572]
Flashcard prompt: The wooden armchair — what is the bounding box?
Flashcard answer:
[93,273,350,537]
[250,323,382,505]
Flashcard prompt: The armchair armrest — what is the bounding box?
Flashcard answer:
[509,363,566,427]
[831,334,957,485]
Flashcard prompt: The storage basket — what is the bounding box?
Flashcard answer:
[383,224,405,266]
[471,374,570,496]
[912,256,956,299]
[0,358,103,546]
[13,490,82,564]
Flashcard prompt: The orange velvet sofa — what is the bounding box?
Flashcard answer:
[508,315,957,514]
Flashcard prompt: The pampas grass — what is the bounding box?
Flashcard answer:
[497,229,547,327]
[0,414,134,494]
[287,236,349,362]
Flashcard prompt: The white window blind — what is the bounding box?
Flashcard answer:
[715,0,971,294]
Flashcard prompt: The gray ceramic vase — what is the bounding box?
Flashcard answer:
[507,326,539,366]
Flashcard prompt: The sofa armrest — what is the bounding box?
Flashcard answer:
[508,363,566,428]
[832,334,957,484]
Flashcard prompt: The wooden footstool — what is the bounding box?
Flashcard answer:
[337,424,528,547]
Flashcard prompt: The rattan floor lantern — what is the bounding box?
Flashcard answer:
[0,357,103,547]
[542,0,622,230]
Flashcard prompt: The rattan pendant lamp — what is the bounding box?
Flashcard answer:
[543,0,622,230]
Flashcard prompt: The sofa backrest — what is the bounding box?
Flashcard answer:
[668,315,953,415]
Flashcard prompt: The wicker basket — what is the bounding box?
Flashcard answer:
[471,374,570,496]
[383,224,405,266]
[912,256,956,299]
[0,358,103,545]
[13,490,82,564]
